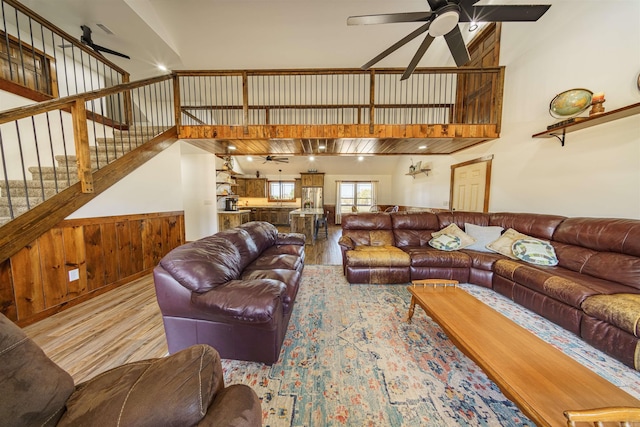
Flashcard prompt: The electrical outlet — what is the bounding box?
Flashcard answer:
[68,268,79,282]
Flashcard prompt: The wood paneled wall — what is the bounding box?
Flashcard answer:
[0,211,184,326]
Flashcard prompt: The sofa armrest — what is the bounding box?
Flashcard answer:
[277,232,306,246]
[59,345,224,426]
[197,384,262,427]
[338,235,355,251]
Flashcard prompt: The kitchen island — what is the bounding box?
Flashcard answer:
[289,208,324,245]
[218,209,251,231]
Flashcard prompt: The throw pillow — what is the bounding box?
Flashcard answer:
[486,228,532,259]
[428,234,462,251]
[512,238,559,266]
[431,223,476,249]
[464,223,504,253]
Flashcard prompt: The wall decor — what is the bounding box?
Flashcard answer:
[549,88,593,119]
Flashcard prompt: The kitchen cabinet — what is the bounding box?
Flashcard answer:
[235,178,247,196]
[294,178,302,198]
[245,178,267,197]
[300,173,324,187]
[218,210,251,231]
[252,207,294,225]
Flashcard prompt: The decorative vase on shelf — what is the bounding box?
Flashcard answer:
[589,92,605,116]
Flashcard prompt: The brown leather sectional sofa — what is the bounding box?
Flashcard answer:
[338,211,640,371]
[154,221,305,364]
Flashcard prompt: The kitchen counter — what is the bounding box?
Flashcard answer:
[289,209,324,245]
[218,210,251,231]
[221,209,252,214]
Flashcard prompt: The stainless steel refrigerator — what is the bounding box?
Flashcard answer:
[301,187,323,209]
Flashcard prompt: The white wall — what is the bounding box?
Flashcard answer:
[395,1,640,219]
[180,143,218,241]
[66,141,182,219]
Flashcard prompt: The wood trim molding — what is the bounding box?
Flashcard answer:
[0,127,178,263]
[449,155,494,213]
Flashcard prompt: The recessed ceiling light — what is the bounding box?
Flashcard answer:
[309,156,315,161]
[247,156,253,161]
[418,145,427,149]
[158,64,168,72]
[358,156,364,161]
[228,146,236,150]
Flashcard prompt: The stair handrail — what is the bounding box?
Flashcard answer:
[3,0,128,77]
[0,74,172,125]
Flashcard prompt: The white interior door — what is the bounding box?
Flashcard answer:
[451,156,493,212]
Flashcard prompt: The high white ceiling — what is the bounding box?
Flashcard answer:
[21,0,487,79]
[21,0,554,175]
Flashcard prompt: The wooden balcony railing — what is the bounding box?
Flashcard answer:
[174,67,505,141]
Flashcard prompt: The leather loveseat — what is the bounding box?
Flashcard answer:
[0,312,261,427]
[154,221,305,364]
[338,211,640,372]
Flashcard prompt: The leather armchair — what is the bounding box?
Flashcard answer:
[0,313,261,427]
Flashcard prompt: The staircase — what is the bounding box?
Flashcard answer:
[0,126,167,226]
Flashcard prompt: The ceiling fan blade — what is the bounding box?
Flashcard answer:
[401,33,435,81]
[361,22,431,70]
[443,26,470,67]
[458,4,551,22]
[91,43,130,59]
[348,11,433,25]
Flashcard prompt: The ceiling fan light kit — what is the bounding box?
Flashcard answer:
[428,6,460,37]
[348,0,550,80]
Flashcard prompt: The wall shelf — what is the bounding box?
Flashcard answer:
[405,169,431,178]
[532,102,640,146]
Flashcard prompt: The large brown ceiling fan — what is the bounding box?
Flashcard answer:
[348,0,550,80]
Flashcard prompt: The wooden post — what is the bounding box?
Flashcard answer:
[71,99,94,193]
[369,70,375,134]
[242,72,249,135]
[494,66,506,134]
[122,73,133,127]
[173,74,181,130]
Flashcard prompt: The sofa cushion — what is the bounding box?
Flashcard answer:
[404,246,471,268]
[582,294,640,337]
[239,221,278,253]
[432,223,476,249]
[0,313,74,427]
[242,269,301,313]
[552,217,640,257]
[216,228,262,271]
[347,246,411,267]
[493,259,635,308]
[191,279,286,325]
[391,212,440,247]
[160,236,241,293]
[464,223,504,253]
[59,345,222,427]
[489,212,566,241]
[428,233,462,251]
[512,238,559,266]
[246,254,302,272]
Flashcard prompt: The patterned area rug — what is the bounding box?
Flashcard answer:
[222,265,640,427]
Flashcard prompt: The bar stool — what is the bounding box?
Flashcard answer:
[315,212,329,239]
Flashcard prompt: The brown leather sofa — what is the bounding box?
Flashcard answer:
[339,211,640,371]
[154,221,305,364]
[0,312,261,427]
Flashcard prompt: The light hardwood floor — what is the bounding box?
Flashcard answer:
[23,225,343,383]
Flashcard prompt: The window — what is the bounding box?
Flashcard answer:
[268,181,296,201]
[0,31,57,97]
[339,182,374,213]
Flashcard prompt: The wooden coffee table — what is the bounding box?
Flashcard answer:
[406,282,640,427]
